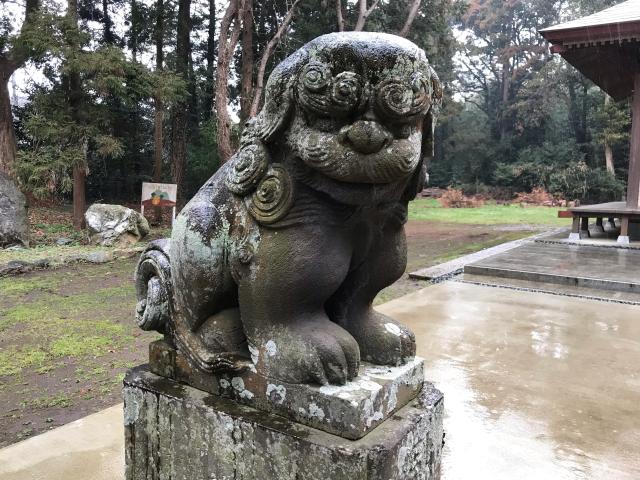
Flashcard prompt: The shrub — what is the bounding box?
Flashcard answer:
[512,187,561,206]
[548,161,624,203]
[438,188,485,208]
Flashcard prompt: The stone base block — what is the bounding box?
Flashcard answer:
[149,339,425,439]
[124,365,444,480]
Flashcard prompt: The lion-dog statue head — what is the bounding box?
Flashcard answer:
[225,32,442,221]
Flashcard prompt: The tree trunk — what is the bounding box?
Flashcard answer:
[102,0,115,44]
[336,0,344,32]
[0,77,17,178]
[72,164,86,230]
[67,0,86,230]
[0,0,40,178]
[153,0,164,185]
[604,94,615,174]
[152,0,165,222]
[249,0,301,117]
[203,0,216,121]
[170,0,191,202]
[129,0,137,59]
[398,0,421,37]
[499,61,510,140]
[239,0,253,123]
[216,0,243,163]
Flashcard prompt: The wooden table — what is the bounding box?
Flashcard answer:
[562,202,640,244]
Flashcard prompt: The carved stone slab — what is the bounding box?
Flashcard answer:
[149,339,425,440]
[124,365,444,480]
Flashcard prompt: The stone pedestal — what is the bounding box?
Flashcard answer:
[124,365,444,480]
[149,339,425,439]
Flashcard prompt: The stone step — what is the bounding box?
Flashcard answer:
[463,242,640,294]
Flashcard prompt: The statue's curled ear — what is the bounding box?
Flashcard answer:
[254,71,295,143]
[403,66,443,201]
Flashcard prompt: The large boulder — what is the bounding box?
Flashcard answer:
[0,171,29,248]
[85,203,149,247]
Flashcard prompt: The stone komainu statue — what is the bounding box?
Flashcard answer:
[135,32,442,386]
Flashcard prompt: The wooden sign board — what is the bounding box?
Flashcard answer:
[141,182,178,223]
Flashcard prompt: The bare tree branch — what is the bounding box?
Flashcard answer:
[215,0,244,163]
[354,0,379,31]
[249,0,301,117]
[239,0,253,122]
[398,0,420,37]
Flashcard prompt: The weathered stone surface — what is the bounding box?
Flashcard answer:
[0,171,29,248]
[124,365,444,480]
[149,339,424,439]
[85,203,149,247]
[134,32,444,386]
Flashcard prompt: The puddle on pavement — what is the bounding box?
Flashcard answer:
[378,282,640,479]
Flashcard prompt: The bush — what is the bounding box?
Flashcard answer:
[512,187,561,206]
[548,161,624,203]
[438,188,484,208]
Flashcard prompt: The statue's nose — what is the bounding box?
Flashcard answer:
[340,121,392,155]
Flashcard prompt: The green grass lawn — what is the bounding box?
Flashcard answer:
[408,199,567,226]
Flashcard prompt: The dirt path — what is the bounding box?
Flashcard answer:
[0,221,536,447]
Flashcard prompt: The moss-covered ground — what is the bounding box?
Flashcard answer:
[0,259,160,447]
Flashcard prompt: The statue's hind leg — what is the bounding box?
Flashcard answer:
[168,204,244,372]
[326,217,416,366]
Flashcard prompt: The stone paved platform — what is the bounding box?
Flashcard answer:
[464,241,640,293]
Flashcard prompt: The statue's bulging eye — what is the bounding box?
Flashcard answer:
[301,62,331,92]
[375,73,431,122]
[297,64,365,118]
[330,72,364,113]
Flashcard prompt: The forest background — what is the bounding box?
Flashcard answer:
[0,0,631,229]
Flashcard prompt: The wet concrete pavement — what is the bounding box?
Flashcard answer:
[0,404,123,480]
[1,281,639,479]
[378,282,640,479]
[465,242,640,293]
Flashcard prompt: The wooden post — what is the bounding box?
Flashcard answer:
[580,216,590,238]
[569,215,581,241]
[626,73,640,208]
[618,216,630,244]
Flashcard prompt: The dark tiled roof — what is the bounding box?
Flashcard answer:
[540,0,640,32]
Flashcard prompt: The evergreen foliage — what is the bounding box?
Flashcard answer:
[2,0,635,207]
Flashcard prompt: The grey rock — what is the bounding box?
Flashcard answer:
[55,237,73,246]
[83,251,113,264]
[85,203,149,247]
[0,260,31,276]
[31,258,50,268]
[0,171,29,248]
[124,365,444,480]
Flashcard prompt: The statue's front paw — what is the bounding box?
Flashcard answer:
[249,320,360,385]
[349,311,416,366]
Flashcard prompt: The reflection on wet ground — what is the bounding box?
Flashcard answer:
[378,282,640,479]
